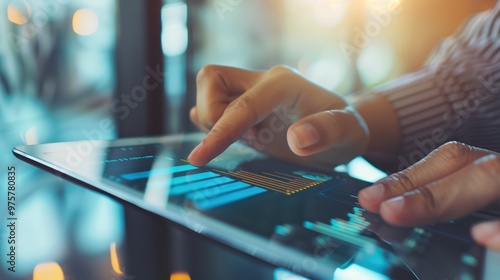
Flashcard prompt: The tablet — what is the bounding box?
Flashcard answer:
[13,133,500,280]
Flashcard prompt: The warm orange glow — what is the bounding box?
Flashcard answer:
[33,262,64,280]
[110,242,124,276]
[72,9,99,36]
[7,2,31,25]
[366,0,402,11]
[170,272,191,280]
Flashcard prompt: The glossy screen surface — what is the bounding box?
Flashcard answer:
[13,134,488,280]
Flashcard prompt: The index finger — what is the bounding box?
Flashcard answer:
[188,68,303,166]
[194,65,262,129]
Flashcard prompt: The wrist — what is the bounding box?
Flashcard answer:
[353,93,401,162]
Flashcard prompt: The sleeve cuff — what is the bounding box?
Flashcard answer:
[376,68,454,169]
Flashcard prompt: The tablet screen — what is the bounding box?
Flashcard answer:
[13,134,489,279]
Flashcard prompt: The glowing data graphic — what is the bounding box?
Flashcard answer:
[215,169,329,195]
[122,164,198,180]
[304,207,376,252]
[118,158,332,210]
[170,176,234,196]
[120,162,272,210]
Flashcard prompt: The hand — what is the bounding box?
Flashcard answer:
[188,65,370,167]
[358,141,500,250]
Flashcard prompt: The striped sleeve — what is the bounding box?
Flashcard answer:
[375,4,500,170]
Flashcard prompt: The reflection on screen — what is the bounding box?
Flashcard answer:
[41,140,488,280]
[103,143,339,211]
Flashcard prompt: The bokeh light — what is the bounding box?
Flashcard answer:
[162,3,188,57]
[170,272,191,280]
[110,242,124,276]
[366,0,402,11]
[72,9,99,36]
[312,0,348,26]
[33,262,64,280]
[356,41,395,87]
[306,57,349,90]
[13,191,65,276]
[7,1,31,25]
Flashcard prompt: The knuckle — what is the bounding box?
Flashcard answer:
[196,105,222,128]
[388,172,418,196]
[319,111,345,138]
[228,95,258,120]
[209,122,237,144]
[203,113,219,128]
[231,94,252,108]
[196,107,223,129]
[189,109,201,126]
[475,154,500,184]
[395,172,417,191]
[268,64,292,73]
[417,186,439,216]
[435,141,473,160]
[196,64,221,85]
[267,65,298,78]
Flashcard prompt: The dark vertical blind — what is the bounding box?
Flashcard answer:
[115,0,166,137]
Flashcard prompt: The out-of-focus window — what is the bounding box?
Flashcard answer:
[1,1,123,280]
[189,0,495,95]
[1,0,116,144]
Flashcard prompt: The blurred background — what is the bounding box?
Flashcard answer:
[0,0,496,279]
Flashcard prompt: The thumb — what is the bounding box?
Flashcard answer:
[287,106,369,157]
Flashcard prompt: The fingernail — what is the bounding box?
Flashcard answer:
[291,123,320,148]
[360,184,384,202]
[382,196,404,214]
[472,221,500,241]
